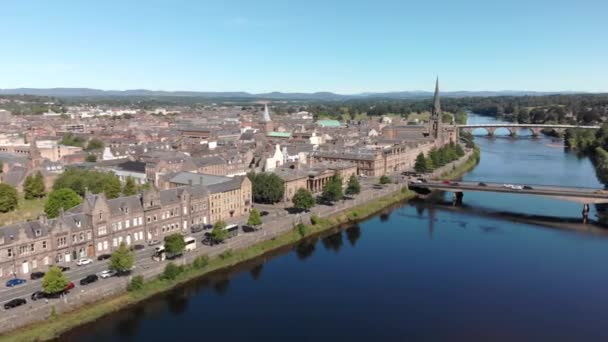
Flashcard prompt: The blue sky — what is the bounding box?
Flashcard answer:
[1,0,607,93]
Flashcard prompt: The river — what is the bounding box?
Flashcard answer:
[58,114,608,341]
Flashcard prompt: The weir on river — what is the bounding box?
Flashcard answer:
[60,114,608,341]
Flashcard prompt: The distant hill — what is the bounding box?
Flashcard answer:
[0,87,584,101]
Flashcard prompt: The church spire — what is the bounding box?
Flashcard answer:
[263,104,271,122]
[432,77,441,118]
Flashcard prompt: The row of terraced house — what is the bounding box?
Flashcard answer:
[0,176,251,280]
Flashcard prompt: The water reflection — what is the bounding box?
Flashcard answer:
[249,264,264,280]
[345,225,361,246]
[295,238,317,260]
[321,230,343,252]
[213,278,230,295]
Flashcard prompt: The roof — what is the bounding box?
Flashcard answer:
[267,132,292,138]
[169,172,232,187]
[116,160,146,173]
[317,119,341,128]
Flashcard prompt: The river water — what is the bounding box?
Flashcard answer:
[59,115,608,341]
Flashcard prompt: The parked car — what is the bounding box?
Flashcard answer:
[97,254,111,261]
[512,185,523,190]
[203,224,213,230]
[65,282,75,291]
[260,211,270,217]
[100,270,117,279]
[31,291,46,301]
[80,274,99,286]
[417,178,428,183]
[478,182,487,186]
[76,258,93,266]
[523,185,533,190]
[130,244,145,251]
[191,225,205,233]
[148,239,161,246]
[6,278,26,287]
[30,271,45,280]
[442,180,451,185]
[4,298,26,310]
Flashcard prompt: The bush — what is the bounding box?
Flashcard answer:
[219,250,233,260]
[162,262,183,280]
[310,214,320,225]
[127,275,144,292]
[296,223,308,238]
[193,255,209,269]
[0,183,18,213]
[379,175,391,185]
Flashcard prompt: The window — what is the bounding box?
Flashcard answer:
[35,229,41,237]
[57,237,67,247]
[125,220,130,228]
[43,256,49,265]
[147,217,151,223]
[97,242,103,252]
[72,234,77,243]
[117,222,122,230]
[113,238,117,247]
[30,243,34,252]
[98,226,107,236]
[42,240,47,249]
[32,259,37,269]
[87,231,92,240]
[153,215,157,221]
[79,232,84,241]
[138,217,143,225]
[103,241,108,250]
[132,218,137,226]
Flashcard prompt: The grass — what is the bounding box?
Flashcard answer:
[0,196,45,227]
[4,188,416,342]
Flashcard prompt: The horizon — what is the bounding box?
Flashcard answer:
[1,0,607,93]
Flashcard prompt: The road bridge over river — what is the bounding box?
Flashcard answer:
[409,180,608,205]
[457,124,600,136]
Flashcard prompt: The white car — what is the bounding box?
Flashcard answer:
[100,270,117,279]
[503,184,514,189]
[512,185,523,190]
[76,258,93,266]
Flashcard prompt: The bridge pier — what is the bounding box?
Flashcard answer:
[508,128,517,137]
[452,192,464,206]
[582,204,590,224]
[531,127,542,137]
[486,127,496,137]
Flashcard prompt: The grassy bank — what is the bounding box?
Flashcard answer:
[5,188,415,342]
[438,147,481,180]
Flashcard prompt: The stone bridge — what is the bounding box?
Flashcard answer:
[457,124,600,136]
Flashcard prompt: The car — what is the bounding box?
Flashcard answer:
[6,278,26,287]
[80,274,99,286]
[202,235,217,246]
[31,291,46,301]
[203,224,213,230]
[97,254,111,261]
[4,298,26,310]
[76,258,93,266]
[411,179,423,184]
[260,211,270,217]
[373,184,383,189]
[191,225,205,233]
[100,270,117,279]
[503,184,513,189]
[478,182,487,186]
[451,182,460,186]
[442,180,451,185]
[130,244,145,251]
[30,271,45,280]
[148,239,162,246]
[417,178,428,183]
[523,185,533,190]
[65,282,75,291]
[512,185,523,190]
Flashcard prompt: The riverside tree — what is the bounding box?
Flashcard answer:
[44,188,82,218]
[42,266,69,294]
[321,175,343,203]
[0,183,18,213]
[345,174,361,196]
[247,172,285,204]
[247,208,263,226]
[292,188,315,211]
[109,242,134,273]
[164,233,186,256]
[211,220,228,242]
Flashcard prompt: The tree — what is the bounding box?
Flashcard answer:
[0,183,18,213]
[42,266,68,294]
[211,220,228,243]
[24,171,46,199]
[44,188,82,218]
[162,262,182,280]
[321,175,343,203]
[379,175,391,185]
[164,233,186,256]
[247,172,285,204]
[85,154,97,162]
[345,174,361,196]
[414,153,427,173]
[292,188,315,211]
[109,242,134,273]
[85,138,104,151]
[103,175,122,199]
[59,133,85,147]
[122,176,138,196]
[247,208,263,226]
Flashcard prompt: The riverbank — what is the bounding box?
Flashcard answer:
[438,147,480,180]
[4,188,416,342]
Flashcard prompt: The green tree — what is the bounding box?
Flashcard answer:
[379,175,391,185]
[85,154,97,162]
[44,188,81,218]
[345,174,361,196]
[109,242,134,273]
[42,266,69,294]
[164,233,186,256]
[292,188,315,211]
[211,220,228,243]
[59,133,85,147]
[247,208,263,226]
[414,153,428,173]
[24,171,46,199]
[127,275,144,292]
[103,174,122,199]
[0,183,18,213]
[321,175,343,203]
[247,172,285,204]
[162,262,182,280]
[85,138,104,151]
[122,176,138,196]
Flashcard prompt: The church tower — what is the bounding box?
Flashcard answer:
[429,78,442,141]
[261,104,274,134]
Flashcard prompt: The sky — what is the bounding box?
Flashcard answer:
[1,0,607,93]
